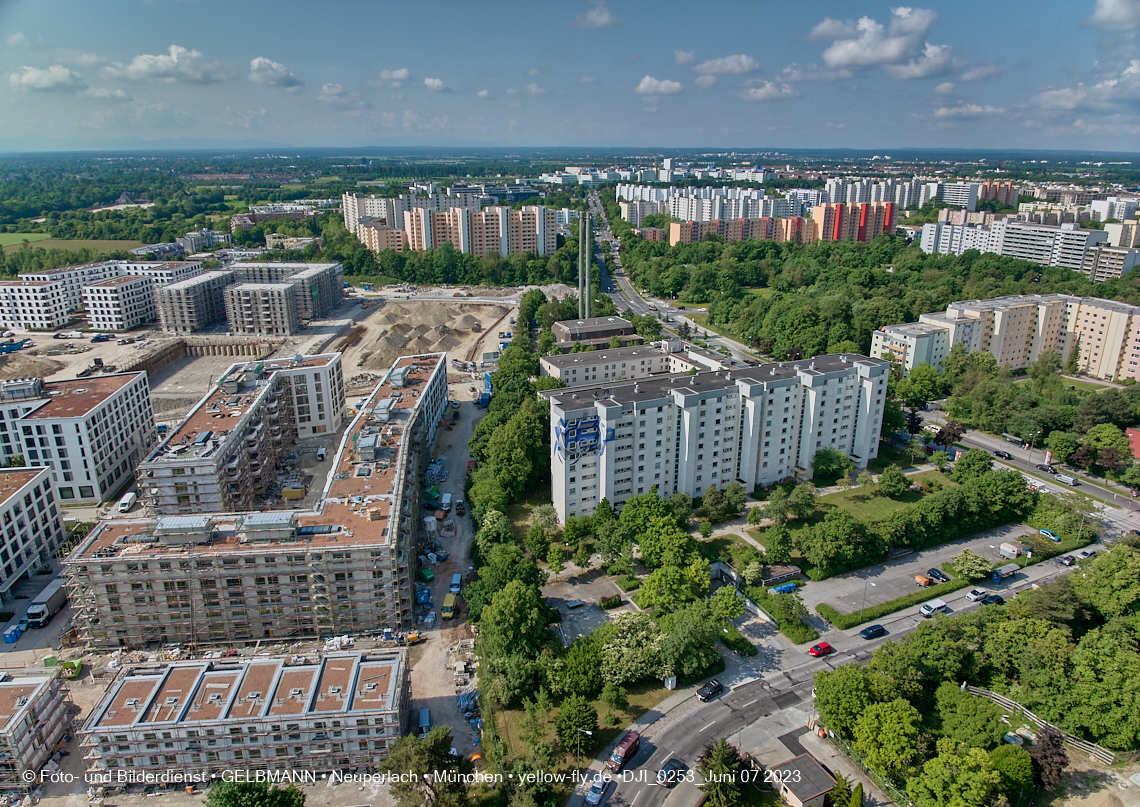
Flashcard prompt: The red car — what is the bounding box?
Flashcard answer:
[808,642,834,657]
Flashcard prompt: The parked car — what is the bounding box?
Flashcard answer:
[1039,529,1059,542]
[658,759,687,788]
[859,625,887,640]
[1055,555,1076,566]
[808,642,834,657]
[994,450,1013,460]
[1078,549,1097,560]
[966,588,988,602]
[982,594,1005,606]
[928,568,950,583]
[1036,464,1056,474]
[585,775,607,806]
[696,679,723,702]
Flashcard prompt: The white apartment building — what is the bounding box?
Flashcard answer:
[1105,221,1140,249]
[870,323,949,374]
[542,354,889,521]
[540,341,734,386]
[0,374,156,504]
[0,468,66,601]
[20,261,202,312]
[1090,197,1138,222]
[1080,245,1140,282]
[175,229,230,253]
[342,191,483,235]
[0,282,70,331]
[0,669,70,789]
[83,276,157,331]
[80,652,408,777]
[138,354,344,515]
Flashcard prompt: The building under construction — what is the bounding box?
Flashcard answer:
[64,353,448,648]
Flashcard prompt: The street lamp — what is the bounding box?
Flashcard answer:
[859,580,876,623]
[577,728,593,768]
[1024,431,1040,471]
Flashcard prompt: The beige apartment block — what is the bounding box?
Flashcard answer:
[0,670,71,790]
[156,271,236,334]
[80,651,408,777]
[72,354,447,647]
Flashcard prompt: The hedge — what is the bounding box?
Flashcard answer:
[816,577,973,630]
[599,595,623,610]
[616,575,641,592]
[720,622,758,657]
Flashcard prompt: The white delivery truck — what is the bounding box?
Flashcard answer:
[118,491,137,513]
[26,578,68,628]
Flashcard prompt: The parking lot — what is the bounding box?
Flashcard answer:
[542,569,636,644]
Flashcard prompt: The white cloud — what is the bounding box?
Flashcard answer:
[8,65,87,92]
[1035,86,1089,111]
[527,68,540,76]
[694,75,717,88]
[693,54,759,75]
[101,45,228,83]
[374,68,410,88]
[1031,60,1140,112]
[740,81,796,101]
[1087,0,1140,28]
[477,89,490,98]
[317,83,372,110]
[960,64,1003,82]
[779,63,853,81]
[248,57,303,87]
[935,81,956,95]
[932,103,1006,118]
[5,32,28,47]
[815,7,951,79]
[525,83,547,95]
[884,43,953,79]
[576,1,621,27]
[674,50,695,65]
[635,75,682,95]
[84,87,132,102]
[318,83,346,101]
[579,76,596,84]
[424,77,448,92]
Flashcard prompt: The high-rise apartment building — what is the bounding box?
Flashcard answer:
[357,220,409,252]
[810,203,896,243]
[80,652,409,777]
[0,374,156,504]
[402,206,556,257]
[229,263,344,322]
[542,354,889,522]
[539,341,733,386]
[67,353,447,647]
[0,468,66,599]
[342,191,484,236]
[137,354,345,515]
[20,261,202,312]
[870,323,950,374]
[0,669,70,790]
[156,271,236,334]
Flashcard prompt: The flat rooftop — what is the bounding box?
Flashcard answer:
[86,275,149,288]
[73,353,445,559]
[542,343,666,368]
[542,353,887,409]
[0,676,53,733]
[89,652,403,730]
[229,283,294,292]
[162,270,234,291]
[22,374,140,420]
[879,322,947,338]
[0,469,44,504]
[553,316,632,330]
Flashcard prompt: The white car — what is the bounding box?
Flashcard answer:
[585,775,607,806]
[966,588,988,602]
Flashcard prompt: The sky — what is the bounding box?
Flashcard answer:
[0,0,1138,153]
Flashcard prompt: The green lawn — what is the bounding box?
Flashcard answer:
[0,233,51,247]
[1,238,143,255]
[699,533,765,570]
[504,489,552,539]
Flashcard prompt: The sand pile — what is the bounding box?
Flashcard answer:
[358,301,512,371]
[0,354,64,381]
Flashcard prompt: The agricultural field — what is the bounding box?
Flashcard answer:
[0,238,143,254]
[0,233,51,247]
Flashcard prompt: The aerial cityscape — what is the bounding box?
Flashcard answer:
[0,3,1139,807]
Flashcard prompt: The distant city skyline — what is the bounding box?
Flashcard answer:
[1,0,1138,152]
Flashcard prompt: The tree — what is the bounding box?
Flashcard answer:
[593,498,615,525]
[1064,335,1081,375]
[206,782,305,807]
[850,783,863,807]
[1045,431,1079,465]
[555,694,598,752]
[935,420,967,448]
[1071,544,1140,619]
[710,586,745,620]
[853,698,922,780]
[702,486,728,522]
[600,682,628,713]
[908,433,929,465]
[857,469,876,488]
[547,544,564,574]
[475,509,513,558]
[723,482,746,517]
[930,450,950,471]
[935,682,1005,749]
[526,524,550,558]
[746,505,764,525]
[465,543,547,623]
[598,612,663,686]
[638,565,691,611]
[5,454,24,468]
[1028,727,1068,790]
[953,449,994,483]
[812,447,854,483]
[609,335,623,348]
[829,773,853,807]
[697,738,743,807]
[765,486,789,524]
[906,739,1001,807]
[529,504,559,534]
[989,745,1034,805]
[385,726,473,807]
[813,665,888,739]
[951,549,993,581]
[659,600,721,678]
[700,519,713,538]
[877,464,910,497]
[480,580,548,660]
[762,523,793,563]
[787,483,818,520]
[797,508,866,572]
[669,492,693,526]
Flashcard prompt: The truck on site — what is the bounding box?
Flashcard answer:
[26,578,68,629]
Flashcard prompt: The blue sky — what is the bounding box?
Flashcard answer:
[1,0,1138,152]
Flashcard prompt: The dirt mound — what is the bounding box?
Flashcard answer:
[357,301,512,371]
[0,354,64,380]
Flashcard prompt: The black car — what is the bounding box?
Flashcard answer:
[860,624,887,640]
[1055,555,1076,566]
[1036,464,1056,474]
[994,450,1013,460]
[696,679,723,702]
[658,759,688,788]
[982,594,1005,606]
[928,568,950,583]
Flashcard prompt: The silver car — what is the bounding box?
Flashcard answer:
[586,775,608,806]
[966,589,988,602]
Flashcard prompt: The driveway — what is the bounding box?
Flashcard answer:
[543,568,633,644]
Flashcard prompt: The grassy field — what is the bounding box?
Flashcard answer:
[504,489,551,538]
[1,238,143,254]
[0,233,52,247]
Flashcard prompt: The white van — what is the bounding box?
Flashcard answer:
[441,493,452,512]
[1054,474,1078,486]
[316,447,327,462]
[418,708,432,737]
[920,598,948,618]
[117,492,137,513]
